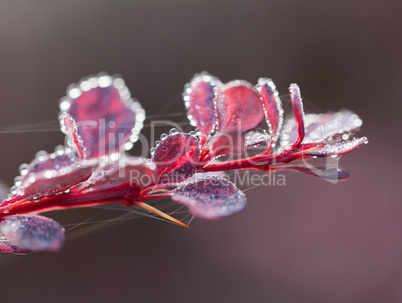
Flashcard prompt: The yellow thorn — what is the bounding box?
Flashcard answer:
[137,202,190,228]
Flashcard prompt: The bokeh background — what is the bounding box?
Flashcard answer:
[0,1,401,302]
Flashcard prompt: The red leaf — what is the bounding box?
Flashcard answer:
[59,73,145,158]
[306,137,368,157]
[183,72,221,143]
[215,80,264,133]
[256,78,283,144]
[5,148,96,203]
[172,178,247,220]
[152,132,200,184]
[281,110,363,148]
[0,215,64,254]
[86,156,157,189]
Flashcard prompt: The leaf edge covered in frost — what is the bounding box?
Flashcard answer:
[183,72,221,141]
[4,147,96,204]
[59,72,146,158]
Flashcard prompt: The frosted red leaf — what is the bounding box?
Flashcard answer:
[152,132,200,184]
[172,178,247,220]
[215,80,264,133]
[256,78,284,144]
[183,72,221,143]
[86,156,157,189]
[4,148,96,204]
[306,137,368,157]
[0,215,64,254]
[280,110,363,149]
[59,74,145,158]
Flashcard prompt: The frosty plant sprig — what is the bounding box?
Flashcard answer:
[0,72,368,254]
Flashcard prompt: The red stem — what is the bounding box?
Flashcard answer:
[0,182,140,219]
[141,193,171,200]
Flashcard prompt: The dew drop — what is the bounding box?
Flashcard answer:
[19,163,29,175]
[35,150,47,159]
[16,188,24,196]
[124,142,134,150]
[59,100,71,111]
[113,78,125,89]
[160,133,168,140]
[68,87,82,99]
[119,87,130,98]
[98,75,113,88]
[14,176,22,187]
[80,80,91,92]
[10,186,16,195]
[354,119,363,127]
[44,170,54,179]
[169,128,179,135]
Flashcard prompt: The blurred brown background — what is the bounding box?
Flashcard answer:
[0,0,401,302]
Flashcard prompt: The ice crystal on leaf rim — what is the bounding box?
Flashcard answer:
[0,72,368,254]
